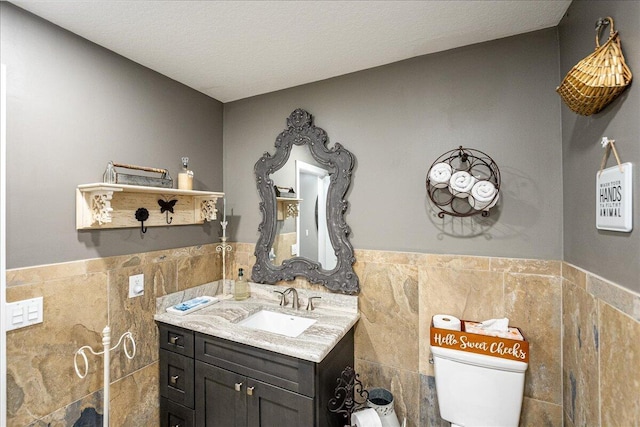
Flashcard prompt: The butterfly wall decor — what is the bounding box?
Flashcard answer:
[158,199,178,224]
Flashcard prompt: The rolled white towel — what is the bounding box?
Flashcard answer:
[470,191,500,211]
[469,180,499,210]
[428,162,452,189]
[448,171,476,198]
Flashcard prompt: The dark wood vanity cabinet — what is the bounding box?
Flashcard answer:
[158,322,354,427]
[160,323,196,427]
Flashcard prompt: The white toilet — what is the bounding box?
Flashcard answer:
[431,345,528,427]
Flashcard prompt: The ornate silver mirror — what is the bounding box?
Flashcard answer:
[252,109,359,294]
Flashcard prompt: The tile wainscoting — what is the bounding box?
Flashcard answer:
[6,243,639,426]
[233,244,640,427]
[6,244,222,426]
[561,264,640,426]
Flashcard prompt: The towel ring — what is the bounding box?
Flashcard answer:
[426,146,501,218]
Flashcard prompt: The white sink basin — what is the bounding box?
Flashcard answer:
[238,310,316,338]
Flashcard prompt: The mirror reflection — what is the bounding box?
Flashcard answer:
[270,145,337,269]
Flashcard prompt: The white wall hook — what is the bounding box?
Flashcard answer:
[600,137,614,148]
[598,137,624,175]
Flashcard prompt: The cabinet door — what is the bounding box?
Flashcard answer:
[160,397,195,427]
[195,361,246,427]
[246,378,314,427]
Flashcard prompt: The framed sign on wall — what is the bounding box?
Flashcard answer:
[596,162,633,232]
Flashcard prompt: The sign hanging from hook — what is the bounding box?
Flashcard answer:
[599,137,624,175]
[596,137,633,232]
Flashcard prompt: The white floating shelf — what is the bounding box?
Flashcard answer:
[76,183,224,230]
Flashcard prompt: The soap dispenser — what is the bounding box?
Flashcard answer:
[234,268,250,301]
[178,156,194,190]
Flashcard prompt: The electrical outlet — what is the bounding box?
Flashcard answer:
[129,274,144,298]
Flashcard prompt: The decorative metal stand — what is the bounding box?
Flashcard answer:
[73,326,136,426]
[328,366,369,426]
[216,212,233,292]
[426,146,501,218]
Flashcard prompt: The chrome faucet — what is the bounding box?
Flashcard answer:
[283,287,300,310]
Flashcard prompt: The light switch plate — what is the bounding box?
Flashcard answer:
[5,297,43,331]
[129,274,144,298]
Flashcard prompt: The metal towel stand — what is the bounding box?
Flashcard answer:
[74,326,136,426]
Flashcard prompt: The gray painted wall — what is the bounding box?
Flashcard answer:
[560,0,640,292]
[224,28,563,260]
[1,4,224,269]
[9,2,635,292]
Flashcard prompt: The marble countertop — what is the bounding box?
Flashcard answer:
[154,281,360,363]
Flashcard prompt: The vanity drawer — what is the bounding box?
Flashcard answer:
[159,322,194,357]
[195,333,315,397]
[160,397,195,427]
[160,349,195,409]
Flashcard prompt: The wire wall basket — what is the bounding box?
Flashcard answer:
[426,146,501,218]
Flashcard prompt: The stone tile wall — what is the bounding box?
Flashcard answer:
[561,263,640,427]
[233,244,639,427]
[358,251,563,426]
[5,244,222,426]
[273,232,297,265]
[7,244,638,426]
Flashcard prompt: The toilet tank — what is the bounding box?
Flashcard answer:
[431,345,528,427]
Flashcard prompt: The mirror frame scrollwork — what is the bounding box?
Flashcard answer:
[252,109,359,294]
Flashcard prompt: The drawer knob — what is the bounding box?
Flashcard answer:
[247,386,255,396]
[170,375,179,385]
[169,336,180,345]
[234,382,243,392]
[171,425,181,427]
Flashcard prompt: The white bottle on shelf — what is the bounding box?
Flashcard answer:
[178,156,193,190]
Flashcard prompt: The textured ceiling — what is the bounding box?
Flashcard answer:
[12,1,571,102]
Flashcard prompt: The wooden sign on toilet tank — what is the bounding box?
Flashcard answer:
[430,321,529,363]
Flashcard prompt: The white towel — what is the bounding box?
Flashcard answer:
[469,180,499,210]
[429,163,453,188]
[448,171,476,198]
[428,162,452,189]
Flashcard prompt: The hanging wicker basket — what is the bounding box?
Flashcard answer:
[556,17,633,116]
